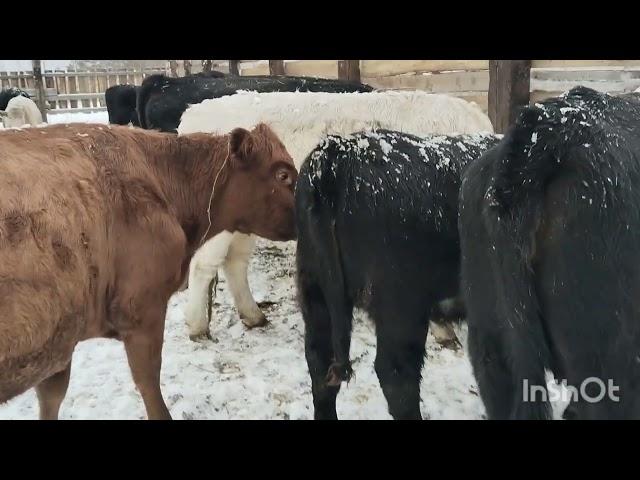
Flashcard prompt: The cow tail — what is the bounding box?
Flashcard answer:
[136,75,164,129]
[304,140,354,386]
[484,105,567,419]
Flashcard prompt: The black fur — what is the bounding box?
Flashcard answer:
[136,74,373,133]
[296,130,499,419]
[105,84,140,126]
[0,87,30,111]
[459,86,640,419]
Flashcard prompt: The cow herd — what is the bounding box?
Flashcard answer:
[1,69,640,420]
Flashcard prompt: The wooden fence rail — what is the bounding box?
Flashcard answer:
[0,68,166,114]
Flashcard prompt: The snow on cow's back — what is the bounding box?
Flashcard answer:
[177,90,494,168]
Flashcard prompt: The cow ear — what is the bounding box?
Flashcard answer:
[229,127,255,169]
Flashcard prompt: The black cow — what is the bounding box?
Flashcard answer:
[0,87,30,111]
[295,130,499,420]
[105,84,140,126]
[459,86,640,420]
[137,74,374,133]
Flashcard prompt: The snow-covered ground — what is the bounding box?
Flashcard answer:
[0,239,487,420]
[47,111,108,124]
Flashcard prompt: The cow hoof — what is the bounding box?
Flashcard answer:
[241,314,268,329]
[189,330,213,342]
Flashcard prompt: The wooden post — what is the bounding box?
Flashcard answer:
[229,60,240,76]
[184,60,192,76]
[269,60,285,76]
[338,60,361,83]
[31,60,48,123]
[169,60,178,78]
[202,60,213,72]
[488,60,531,134]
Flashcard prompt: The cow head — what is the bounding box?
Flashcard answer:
[224,123,298,241]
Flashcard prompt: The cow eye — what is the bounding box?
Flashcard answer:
[276,169,291,184]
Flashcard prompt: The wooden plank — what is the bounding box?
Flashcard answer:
[48,107,107,114]
[530,90,564,104]
[338,60,361,82]
[55,93,104,100]
[241,63,269,76]
[532,60,640,69]
[229,60,240,76]
[169,60,178,77]
[363,70,489,93]
[361,60,488,77]
[488,60,531,134]
[450,91,488,113]
[31,61,48,122]
[530,78,640,93]
[184,60,192,76]
[68,69,78,109]
[284,60,338,78]
[269,60,285,76]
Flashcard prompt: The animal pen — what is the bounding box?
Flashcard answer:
[2,60,640,132]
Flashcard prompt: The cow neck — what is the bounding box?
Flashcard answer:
[148,132,232,251]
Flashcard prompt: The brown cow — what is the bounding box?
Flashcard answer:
[0,122,297,420]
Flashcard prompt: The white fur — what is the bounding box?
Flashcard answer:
[185,231,234,339]
[178,90,494,168]
[0,95,43,128]
[178,90,495,338]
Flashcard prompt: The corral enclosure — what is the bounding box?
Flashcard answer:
[2,60,640,116]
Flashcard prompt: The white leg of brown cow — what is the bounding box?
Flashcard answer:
[36,361,72,420]
[223,233,266,328]
[123,315,171,420]
[185,231,234,341]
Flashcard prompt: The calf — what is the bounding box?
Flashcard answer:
[0,122,296,419]
[0,87,30,111]
[105,84,140,126]
[0,95,43,128]
[296,130,499,419]
[138,73,373,133]
[459,86,640,420]
[179,91,494,341]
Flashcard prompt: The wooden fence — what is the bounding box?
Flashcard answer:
[234,59,640,108]
[0,68,166,114]
[4,60,640,129]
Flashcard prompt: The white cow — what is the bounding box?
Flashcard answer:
[0,95,43,128]
[177,90,495,340]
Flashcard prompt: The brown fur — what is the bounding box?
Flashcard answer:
[0,122,297,419]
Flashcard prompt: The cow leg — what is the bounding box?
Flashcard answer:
[185,231,234,340]
[467,324,518,420]
[300,278,340,420]
[123,318,171,420]
[373,306,428,420]
[36,361,72,420]
[223,234,266,328]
